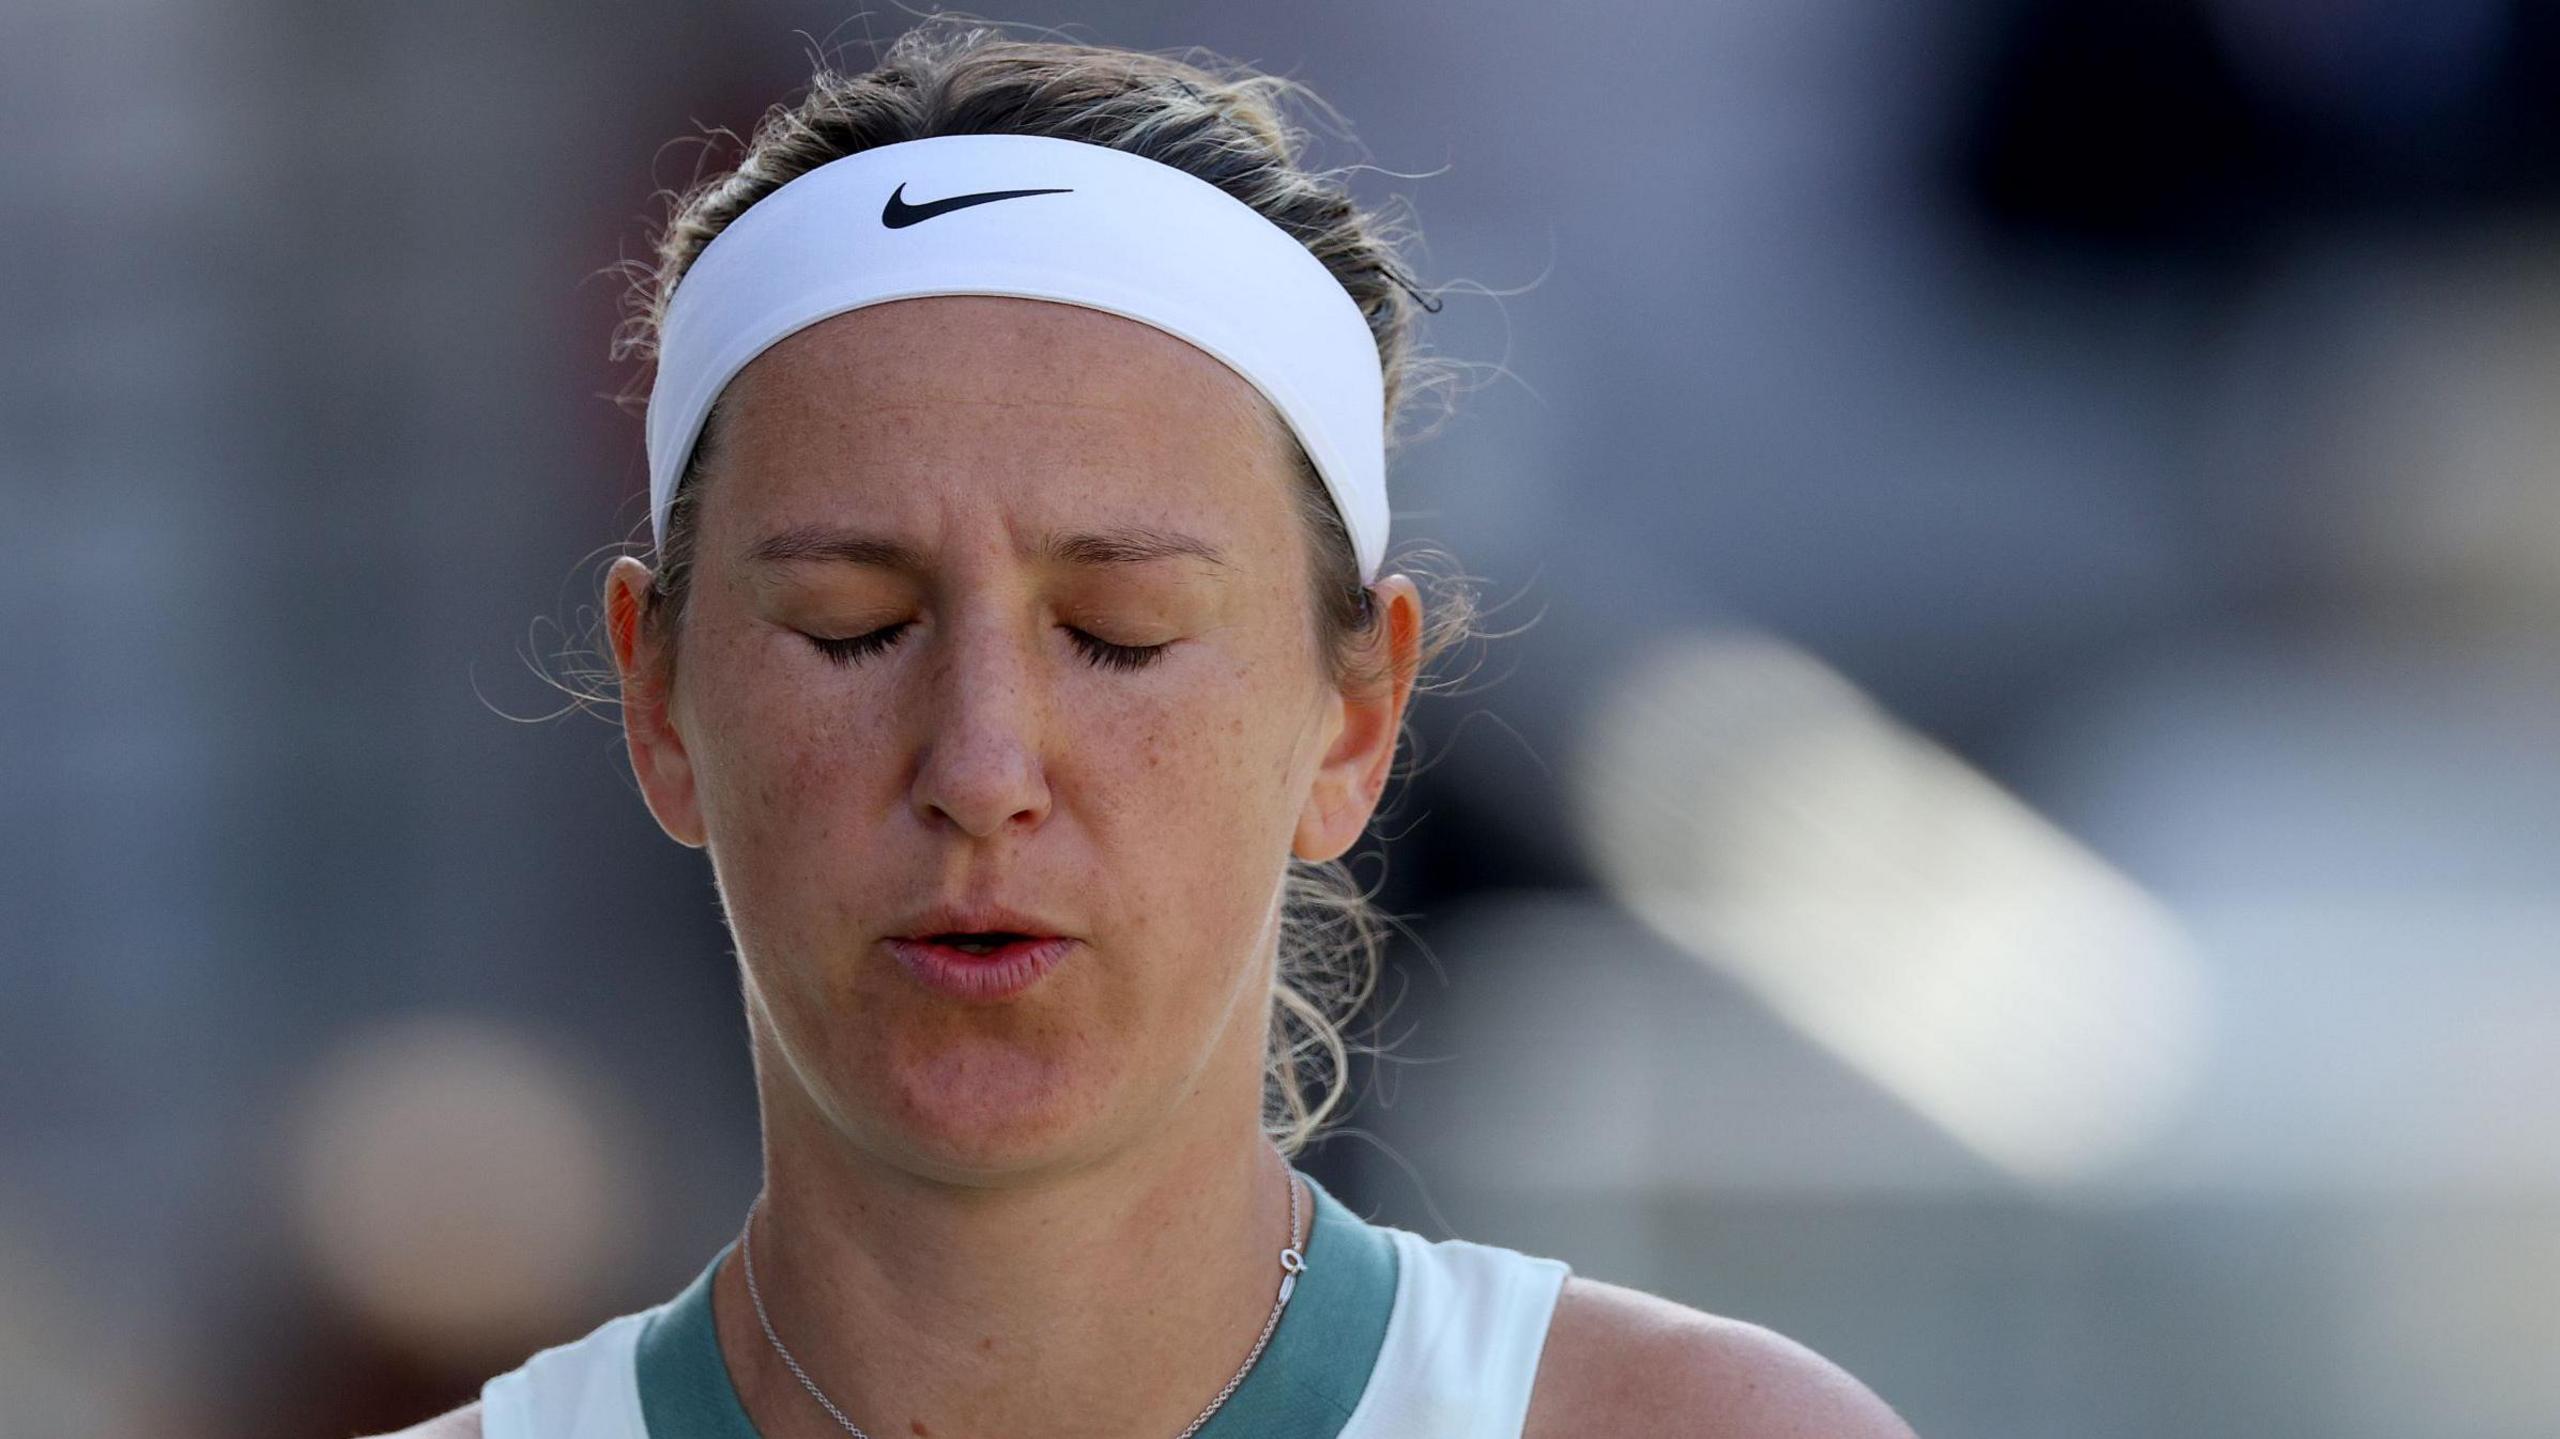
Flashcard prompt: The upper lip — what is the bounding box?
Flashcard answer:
[892,902,1073,941]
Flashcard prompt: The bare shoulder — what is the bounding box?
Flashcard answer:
[1523,1274,1918,1439]
[359,1398,482,1439]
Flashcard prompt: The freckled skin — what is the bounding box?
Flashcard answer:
[606,293,1420,1188]
[599,295,1426,1437]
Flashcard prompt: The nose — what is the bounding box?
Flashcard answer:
[907,615,1053,839]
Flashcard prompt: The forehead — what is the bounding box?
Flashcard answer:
[701,295,1300,548]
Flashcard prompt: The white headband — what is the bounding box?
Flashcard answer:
[645,132,1389,581]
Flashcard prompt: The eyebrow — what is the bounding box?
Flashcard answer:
[744,523,1231,572]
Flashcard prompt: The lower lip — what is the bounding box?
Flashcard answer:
[886,935,1078,1001]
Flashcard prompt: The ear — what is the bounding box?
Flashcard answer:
[605,556,708,849]
[1293,574,1424,863]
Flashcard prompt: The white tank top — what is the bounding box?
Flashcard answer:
[478,1173,1569,1439]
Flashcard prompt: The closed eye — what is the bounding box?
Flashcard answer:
[1066,627,1171,672]
[802,623,1170,672]
[806,622,912,666]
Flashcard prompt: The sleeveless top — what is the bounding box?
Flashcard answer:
[478,1169,1570,1438]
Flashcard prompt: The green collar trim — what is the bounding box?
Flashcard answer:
[635,1168,1396,1438]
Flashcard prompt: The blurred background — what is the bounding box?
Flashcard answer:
[7,0,2559,1435]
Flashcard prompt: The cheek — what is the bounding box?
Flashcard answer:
[683,635,895,918]
[1070,658,1310,906]
[1098,657,1278,792]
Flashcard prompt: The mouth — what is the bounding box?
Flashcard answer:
[887,931,1078,1001]
[924,930,1044,956]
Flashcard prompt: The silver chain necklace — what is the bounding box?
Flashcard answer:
[738,1163,1308,1439]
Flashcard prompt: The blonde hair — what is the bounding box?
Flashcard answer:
[606,15,1483,1157]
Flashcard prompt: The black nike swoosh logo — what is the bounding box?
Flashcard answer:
[881,182,1073,229]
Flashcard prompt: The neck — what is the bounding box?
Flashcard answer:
[714,1070,1300,1439]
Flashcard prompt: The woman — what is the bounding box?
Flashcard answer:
[386,21,1915,1439]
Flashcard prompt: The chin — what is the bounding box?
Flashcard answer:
[859,1031,1127,1181]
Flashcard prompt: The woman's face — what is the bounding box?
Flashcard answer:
[607,296,1414,1180]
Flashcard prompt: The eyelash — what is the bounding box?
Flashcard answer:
[805,623,1170,673]
[806,624,909,667]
